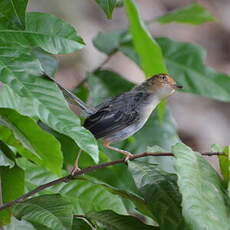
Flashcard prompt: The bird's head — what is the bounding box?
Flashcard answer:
[143,73,183,99]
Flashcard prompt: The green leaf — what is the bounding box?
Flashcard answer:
[0,12,84,55]
[124,0,167,77]
[129,161,187,229]
[72,218,92,230]
[0,149,14,168]
[13,194,73,230]
[95,0,117,19]
[0,56,98,163]
[0,0,28,29]
[0,108,63,175]
[172,143,230,230]
[32,48,58,77]
[0,165,24,226]
[3,217,36,230]
[87,210,158,230]
[157,37,230,102]
[18,159,127,215]
[0,85,35,117]
[156,3,215,25]
[93,30,140,65]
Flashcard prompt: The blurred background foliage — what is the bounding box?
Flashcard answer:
[0,0,230,229]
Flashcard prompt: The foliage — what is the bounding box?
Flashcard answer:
[0,1,229,230]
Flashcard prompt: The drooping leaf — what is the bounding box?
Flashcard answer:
[87,210,159,230]
[0,0,28,29]
[156,3,215,25]
[0,108,63,175]
[0,165,24,226]
[157,37,230,102]
[17,158,127,215]
[95,0,117,19]
[173,143,230,230]
[13,194,73,230]
[3,217,36,230]
[124,0,167,77]
[129,161,188,229]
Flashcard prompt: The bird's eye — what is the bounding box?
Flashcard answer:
[161,75,167,80]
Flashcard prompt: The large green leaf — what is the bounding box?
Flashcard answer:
[13,194,73,230]
[0,56,98,163]
[124,0,167,77]
[156,3,215,25]
[0,108,63,175]
[0,12,84,55]
[157,37,230,102]
[0,0,28,29]
[0,165,24,226]
[17,158,127,215]
[87,210,158,230]
[95,0,117,19]
[172,143,230,230]
[72,218,92,230]
[129,161,188,229]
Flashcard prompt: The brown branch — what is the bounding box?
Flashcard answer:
[0,151,223,212]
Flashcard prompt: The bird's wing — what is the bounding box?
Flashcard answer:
[83,94,139,139]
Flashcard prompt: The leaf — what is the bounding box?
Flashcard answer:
[0,149,14,168]
[0,108,63,175]
[0,0,28,29]
[172,143,230,230]
[0,85,35,117]
[32,48,58,77]
[93,30,140,65]
[124,0,167,77]
[0,12,84,55]
[156,3,215,25]
[87,210,158,230]
[13,194,73,230]
[0,55,99,163]
[72,218,92,230]
[17,159,127,215]
[129,161,188,229]
[95,0,117,19]
[0,165,24,226]
[3,217,36,230]
[157,37,230,102]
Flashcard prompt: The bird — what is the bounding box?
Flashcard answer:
[43,73,182,173]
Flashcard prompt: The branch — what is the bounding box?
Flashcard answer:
[0,151,223,211]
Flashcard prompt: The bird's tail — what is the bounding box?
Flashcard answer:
[43,73,97,117]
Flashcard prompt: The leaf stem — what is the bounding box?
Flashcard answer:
[0,151,223,211]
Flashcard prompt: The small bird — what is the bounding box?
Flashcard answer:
[44,73,182,172]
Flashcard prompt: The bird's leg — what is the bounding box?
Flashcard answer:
[103,141,133,161]
[71,150,82,176]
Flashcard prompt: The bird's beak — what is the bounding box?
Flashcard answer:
[173,84,183,89]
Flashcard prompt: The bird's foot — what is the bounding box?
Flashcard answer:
[71,166,81,176]
[123,151,133,162]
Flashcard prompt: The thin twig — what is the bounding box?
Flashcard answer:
[0,151,223,211]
